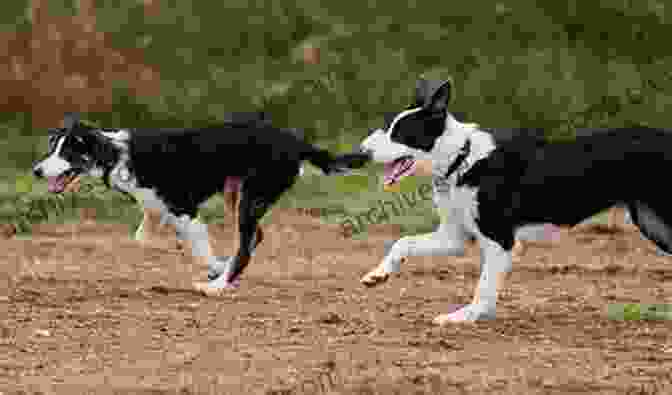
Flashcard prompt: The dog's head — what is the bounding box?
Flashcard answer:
[360,78,463,188]
[32,112,123,193]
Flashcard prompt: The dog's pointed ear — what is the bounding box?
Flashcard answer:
[414,77,453,111]
[422,78,453,112]
[62,112,81,131]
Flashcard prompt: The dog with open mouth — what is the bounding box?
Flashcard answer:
[38,112,273,252]
[359,77,672,324]
[32,112,371,295]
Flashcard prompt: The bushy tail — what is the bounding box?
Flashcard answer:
[304,147,371,176]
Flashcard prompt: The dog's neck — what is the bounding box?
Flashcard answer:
[88,129,134,192]
[432,113,495,181]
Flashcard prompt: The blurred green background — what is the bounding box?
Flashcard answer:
[1,0,670,237]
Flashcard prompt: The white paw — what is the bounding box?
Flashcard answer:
[433,307,472,325]
[193,274,240,297]
[208,256,233,281]
[432,304,495,325]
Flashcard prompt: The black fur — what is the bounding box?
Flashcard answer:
[35,112,371,285]
[127,124,368,216]
[389,109,447,152]
[128,122,368,282]
[464,127,672,251]
[379,78,672,255]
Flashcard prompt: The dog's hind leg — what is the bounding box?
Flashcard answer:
[206,181,241,281]
[628,201,672,255]
[201,172,297,294]
[207,177,264,281]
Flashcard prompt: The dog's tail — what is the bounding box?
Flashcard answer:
[302,147,371,176]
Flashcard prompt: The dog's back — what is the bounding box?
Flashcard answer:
[470,126,672,228]
[127,118,367,204]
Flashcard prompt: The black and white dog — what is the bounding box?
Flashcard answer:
[32,112,371,295]
[360,77,672,324]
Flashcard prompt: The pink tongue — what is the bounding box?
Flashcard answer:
[224,176,242,193]
[383,162,397,184]
[383,160,416,185]
[47,177,63,193]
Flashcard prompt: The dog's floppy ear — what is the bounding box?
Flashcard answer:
[415,78,453,112]
[62,112,81,131]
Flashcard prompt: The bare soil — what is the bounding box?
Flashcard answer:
[1,210,672,394]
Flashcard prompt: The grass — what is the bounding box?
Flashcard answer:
[607,304,672,321]
[0,164,437,238]
[1,162,614,240]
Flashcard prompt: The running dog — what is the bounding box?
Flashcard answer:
[133,114,308,265]
[33,112,371,295]
[359,77,672,324]
[134,111,275,252]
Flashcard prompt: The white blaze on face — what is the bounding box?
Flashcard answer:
[360,107,427,188]
[384,107,423,135]
[361,107,425,163]
[36,136,72,178]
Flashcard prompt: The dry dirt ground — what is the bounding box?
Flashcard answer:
[1,210,672,395]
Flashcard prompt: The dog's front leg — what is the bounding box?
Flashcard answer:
[433,237,512,324]
[135,207,185,250]
[361,224,466,286]
[171,214,239,295]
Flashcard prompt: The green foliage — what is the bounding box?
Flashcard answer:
[0,0,30,30]
[2,1,672,234]
[608,303,672,321]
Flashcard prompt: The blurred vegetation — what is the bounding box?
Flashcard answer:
[1,0,671,236]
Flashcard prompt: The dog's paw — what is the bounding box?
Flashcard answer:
[193,275,240,297]
[432,304,495,325]
[208,256,234,281]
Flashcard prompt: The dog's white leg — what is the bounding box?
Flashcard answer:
[433,237,512,324]
[173,215,220,274]
[168,214,239,295]
[361,222,466,286]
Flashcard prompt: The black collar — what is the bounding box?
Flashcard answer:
[443,138,471,179]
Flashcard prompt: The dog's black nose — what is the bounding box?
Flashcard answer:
[33,167,43,178]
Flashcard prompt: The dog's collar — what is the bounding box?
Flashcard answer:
[443,138,471,179]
